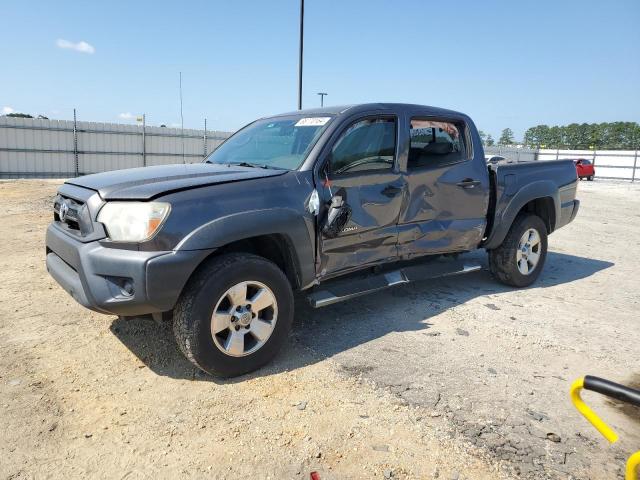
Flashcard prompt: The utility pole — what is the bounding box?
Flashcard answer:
[297,0,304,110]
[317,92,327,107]
[179,71,185,163]
[203,118,208,159]
[73,108,78,176]
[142,113,146,167]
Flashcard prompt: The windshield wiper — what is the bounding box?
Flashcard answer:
[207,160,285,170]
[232,161,260,168]
[230,161,283,170]
[204,160,259,167]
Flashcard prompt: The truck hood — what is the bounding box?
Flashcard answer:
[65,163,287,200]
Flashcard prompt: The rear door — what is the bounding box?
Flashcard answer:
[316,115,404,276]
[397,115,490,258]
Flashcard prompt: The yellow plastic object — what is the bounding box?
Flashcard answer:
[627,451,640,480]
[570,377,619,444]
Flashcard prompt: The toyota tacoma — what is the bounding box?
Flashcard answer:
[46,103,580,377]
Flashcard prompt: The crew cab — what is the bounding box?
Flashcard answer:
[46,103,580,377]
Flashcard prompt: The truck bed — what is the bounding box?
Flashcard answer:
[483,159,579,249]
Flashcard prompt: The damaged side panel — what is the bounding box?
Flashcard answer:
[397,218,486,257]
[318,172,404,276]
[397,160,490,257]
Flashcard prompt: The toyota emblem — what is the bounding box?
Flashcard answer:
[59,201,69,222]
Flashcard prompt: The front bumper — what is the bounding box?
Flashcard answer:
[46,224,212,316]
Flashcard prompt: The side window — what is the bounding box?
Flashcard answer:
[328,117,396,176]
[408,119,466,169]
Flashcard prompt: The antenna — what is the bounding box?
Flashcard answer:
[179,71,185,163]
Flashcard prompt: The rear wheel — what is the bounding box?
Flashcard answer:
[587,175,594,181]
[173,253,294,377]
[488,214,548,287]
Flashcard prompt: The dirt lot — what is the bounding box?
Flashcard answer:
[0,179,638,480]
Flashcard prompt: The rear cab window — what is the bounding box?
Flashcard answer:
[408,119,468,169]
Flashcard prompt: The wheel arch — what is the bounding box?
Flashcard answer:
[484,180,560,250]
[214,234,302,289]
[175,209,317,291]
[521,196,555,234]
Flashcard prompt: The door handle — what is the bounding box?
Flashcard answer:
[381,184,402,197]
[456,179,481,189]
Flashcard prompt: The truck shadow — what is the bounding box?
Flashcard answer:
[109,251,613,383]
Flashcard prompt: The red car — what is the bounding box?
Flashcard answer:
[573,159,595,181]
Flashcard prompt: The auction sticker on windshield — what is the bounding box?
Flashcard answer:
[295,117,331,127]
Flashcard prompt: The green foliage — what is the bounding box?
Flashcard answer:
[498,128,514,145]
[6,112,34,118]
[486,134,495,146]
[478,130,487,146]
[523,122,640,149]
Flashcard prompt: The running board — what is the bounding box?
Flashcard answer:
[307,259,483,308]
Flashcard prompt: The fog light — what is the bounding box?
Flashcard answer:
[121,280,134,297]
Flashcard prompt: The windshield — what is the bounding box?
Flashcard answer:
[205,115,334,170]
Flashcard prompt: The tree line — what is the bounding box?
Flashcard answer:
[481,122,640,150]
[478,128,516,147]
[3,112,49,119]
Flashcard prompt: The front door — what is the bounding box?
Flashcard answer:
[317,115,404,276]
[397,116,490,258]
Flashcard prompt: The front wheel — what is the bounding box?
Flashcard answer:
[488,214,548,287]
[587,175,594,181]
[173,253,294,377]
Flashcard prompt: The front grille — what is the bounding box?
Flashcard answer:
[54,195,93,236]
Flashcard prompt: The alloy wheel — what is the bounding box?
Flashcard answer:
[210,281,278,357]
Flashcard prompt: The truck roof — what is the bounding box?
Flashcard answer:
[270,103,465,119]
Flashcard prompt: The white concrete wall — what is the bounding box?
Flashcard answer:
[0,116,231,178]
[538,149,638,180]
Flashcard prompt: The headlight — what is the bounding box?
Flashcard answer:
[97,202,171,242]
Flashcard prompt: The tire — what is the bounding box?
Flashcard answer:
[587,175,594,181]
[173,253,294,377]
[488,214,548,288]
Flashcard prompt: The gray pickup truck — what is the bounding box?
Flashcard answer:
[46,103,579,377]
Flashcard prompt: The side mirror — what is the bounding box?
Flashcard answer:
[322,195,352,239]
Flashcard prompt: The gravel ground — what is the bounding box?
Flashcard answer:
[0,179,638,479]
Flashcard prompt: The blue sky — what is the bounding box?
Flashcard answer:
[1,0,638,139]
